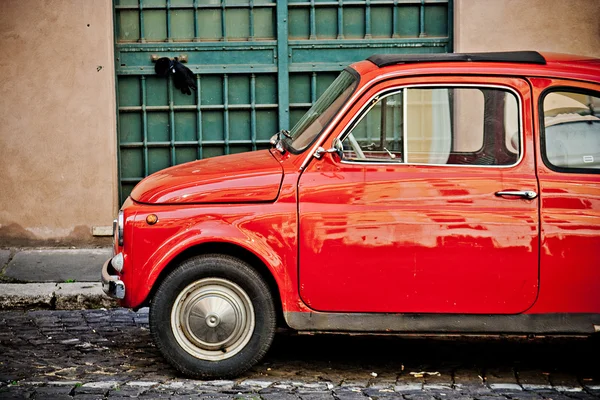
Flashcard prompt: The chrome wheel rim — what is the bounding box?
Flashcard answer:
[171,278,255,361]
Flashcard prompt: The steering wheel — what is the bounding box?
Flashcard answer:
[346,132,366,159]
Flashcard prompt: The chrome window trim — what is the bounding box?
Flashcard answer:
[403,89,408,160]
[298,70,521,171]
[117,210,124,246]
[310,83,524,169]
[539,87,600,175]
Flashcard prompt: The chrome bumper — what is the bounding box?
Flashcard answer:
[101,258,126,299]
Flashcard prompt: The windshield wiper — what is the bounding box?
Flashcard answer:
[269,129,291,153]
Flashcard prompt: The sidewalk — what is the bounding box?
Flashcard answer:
[0,248,119,309]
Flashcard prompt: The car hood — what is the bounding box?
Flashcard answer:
[130,150,284,204]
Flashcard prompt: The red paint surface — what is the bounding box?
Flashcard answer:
[130,150,283,204]
[298,76,539,314]
[114,53,600,320]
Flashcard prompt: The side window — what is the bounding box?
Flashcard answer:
[341,86,520,166]
[542,90,600,172]
[343,92,404,161]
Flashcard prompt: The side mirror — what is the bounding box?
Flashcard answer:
[313,138,343,160]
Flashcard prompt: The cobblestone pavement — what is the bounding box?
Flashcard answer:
[0,309,599,399]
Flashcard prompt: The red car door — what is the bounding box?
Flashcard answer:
[528,78,600,314]
[298,76,540,314]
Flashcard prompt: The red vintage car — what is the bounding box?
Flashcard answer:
[102,51,600,378]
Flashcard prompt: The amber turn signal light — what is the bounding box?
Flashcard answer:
[146,214,158,225]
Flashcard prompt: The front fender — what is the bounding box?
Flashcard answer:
[123,205,294,309]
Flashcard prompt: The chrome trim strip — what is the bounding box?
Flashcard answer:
[403,89,408,160]
[117,211,124,246]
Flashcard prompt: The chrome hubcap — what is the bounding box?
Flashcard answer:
[171,278,255,361]
[205,314,220,328]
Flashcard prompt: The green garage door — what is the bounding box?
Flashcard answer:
[115,0,452,201]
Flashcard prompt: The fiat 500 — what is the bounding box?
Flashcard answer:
[102,51,600,378]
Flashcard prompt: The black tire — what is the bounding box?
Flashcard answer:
[149,254,276,378]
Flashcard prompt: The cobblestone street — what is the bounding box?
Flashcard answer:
[1,308,599,399]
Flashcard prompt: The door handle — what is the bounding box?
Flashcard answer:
[495,190,538,199]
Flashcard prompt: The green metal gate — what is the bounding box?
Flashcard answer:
[114,0,452,201]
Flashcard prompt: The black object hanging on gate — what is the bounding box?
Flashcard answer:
[154,57,197,95]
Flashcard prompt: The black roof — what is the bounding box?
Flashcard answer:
[367,51,546,68]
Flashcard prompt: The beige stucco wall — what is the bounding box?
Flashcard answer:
[0,0,117,245]
[455,0,600,57]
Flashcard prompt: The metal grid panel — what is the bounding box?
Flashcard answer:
[288,0,449,40]
[118,73,278,198]
[115,0,276,42]
[114,0,451,202]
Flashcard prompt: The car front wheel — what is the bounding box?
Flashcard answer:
[149,254,276,378]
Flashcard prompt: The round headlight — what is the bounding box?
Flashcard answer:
[112,252,124,273]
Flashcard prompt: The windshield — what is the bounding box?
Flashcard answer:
[288,70,358,152]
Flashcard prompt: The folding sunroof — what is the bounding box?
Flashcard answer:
[367,51,546,68]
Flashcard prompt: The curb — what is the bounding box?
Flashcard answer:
[1,248,112,283]
[0,283,119,310]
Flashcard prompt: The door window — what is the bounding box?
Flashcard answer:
[541,90,600,172]
[341,86,520,166]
